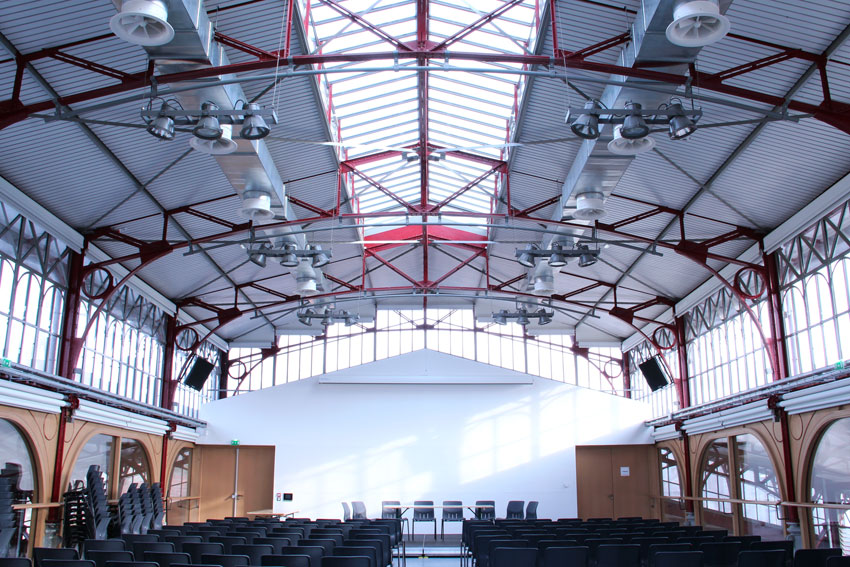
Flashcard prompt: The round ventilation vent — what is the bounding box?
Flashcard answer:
[574,192,606,221]
[608,126,656,155]
[240,191,274,221]
[189,124,238,155]
[666,0,730,47]
[110,0,175,46]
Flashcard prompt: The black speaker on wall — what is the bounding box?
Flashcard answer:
[639,356,672,392]
[184,357,215,391]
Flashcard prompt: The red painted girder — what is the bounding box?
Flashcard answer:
[513,195,560,217]
[5,49,849,134]
[712,50,799,82]
[323,272,361,291]
[341,149,404,168]
[490,273,526,291]
[50,51,131,80]
[564,31,630,60]
[287,194,336,217]
[215,32,279,60]
[317,0,412,52]
[431,0,527,51]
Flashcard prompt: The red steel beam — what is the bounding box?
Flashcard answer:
[346,166,417,211]
[287,194,336,217]
[49,51,131,80]
[5,48,849,134]
[564,31,630,60]
[432,163,502,211]
[365,249,422,286]
[214,32,278,60]
[429,249,485,287]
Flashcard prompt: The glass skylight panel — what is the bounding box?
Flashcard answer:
[303,0,540,232]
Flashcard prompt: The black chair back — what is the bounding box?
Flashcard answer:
[491,547,537,567]
[738,550,787,567]
[543,547,588,567]
[202,555,250,567]
[260,556,310,567]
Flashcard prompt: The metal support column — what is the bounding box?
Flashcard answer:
[57,251,84,380]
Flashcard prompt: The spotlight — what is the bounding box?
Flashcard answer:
[516,309,530,326]
[667,102,697,140]
[189,124,238,154]
[517,244,538,268]
[344,313,360,326]
[309,244,330,268]
[493,310,508,325]
[548,243,567,268]
[297,307,316,325]
[536,309,553,325]
[193,103,222,140]
[241,103,271,140]
[621,102,650,139]
[147,102,175,140]
[279,243,299,268]
[248,252,267,268]
[578,245,598,268]
[571,100,602,140]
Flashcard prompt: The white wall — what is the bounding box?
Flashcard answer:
[199,350,652,529]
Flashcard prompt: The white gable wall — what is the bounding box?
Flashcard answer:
[199,350,652,527]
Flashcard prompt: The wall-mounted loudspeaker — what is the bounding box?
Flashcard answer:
[638,356,672,392]
[184,357,215,391]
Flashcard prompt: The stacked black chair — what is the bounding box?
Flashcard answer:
[117,485,140,536]
[148,485,164,531]
[0,465,19,558]
[136,486,153,535]
[62,483,90,549]
[85,466,111,540]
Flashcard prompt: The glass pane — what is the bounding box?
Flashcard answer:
[168,448,193,525]
[700,438,734,531]
[810,418,850,553]
[660,447,686,523]
[0,419,36,493]
[70,434,114,495]
[735,434,783,539]
[119,439,150,495]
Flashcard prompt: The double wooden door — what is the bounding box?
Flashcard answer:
[195,445,275,520]
[576,445,658,520]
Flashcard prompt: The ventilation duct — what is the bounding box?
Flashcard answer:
[608,125,656,155]
[110,0,175,46]
[666,0,731,47]
[189,123,238,155]
[574,191,606,220]
[240,190,274,221]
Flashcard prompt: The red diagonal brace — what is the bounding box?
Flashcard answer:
[346,166,417,212]
[431,0,526,51]
[215,32,279,60]
[365,249,422,286]
[430,249,484,287]
[318,0,412,51]
[433,164,503,210]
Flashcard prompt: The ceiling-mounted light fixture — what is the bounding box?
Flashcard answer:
[620,101,650,139]
[666,101,698,140]
[297,306,360,327]
[193,102,223,140]
[491,307,554,327]
[247,242,271,268]
[280,243,299,267]
[608,125,656,155]
[578,245,599,268]
[241,103,271,140]
[517,244,538,268]
[666,0,730,47]
[297,307,317,325]
[548,242,568,267]
[147,102,175,140]
[189,124,238,155]
[570,100,603,139]
[110,0,174,46]
[402,151,419,163]
[308,244,331,268]
[574,191,606,220]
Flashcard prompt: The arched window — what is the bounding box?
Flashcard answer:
[659,447,685,523]
[118,439,150,495]
[700,438,734,531]
[735,434,782,539]
[168,448,194,525]
[70,434,114,493]
[0,419,36,495]
[810,418,850,554]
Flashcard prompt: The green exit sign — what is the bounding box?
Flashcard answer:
[230,439,240,446]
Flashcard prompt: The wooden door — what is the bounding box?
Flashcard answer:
[576,445,656,520]
[196,445,275,520]
[576,446,615,519]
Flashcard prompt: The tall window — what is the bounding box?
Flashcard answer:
[118,439,150,495]
[810,418,850,554]
[168,448,194,525]
[735,434,782,539]
[0,203,68,373]
[701,438,734,531]
[659,447,685,523]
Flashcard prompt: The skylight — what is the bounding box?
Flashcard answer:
[299,0,543,236]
